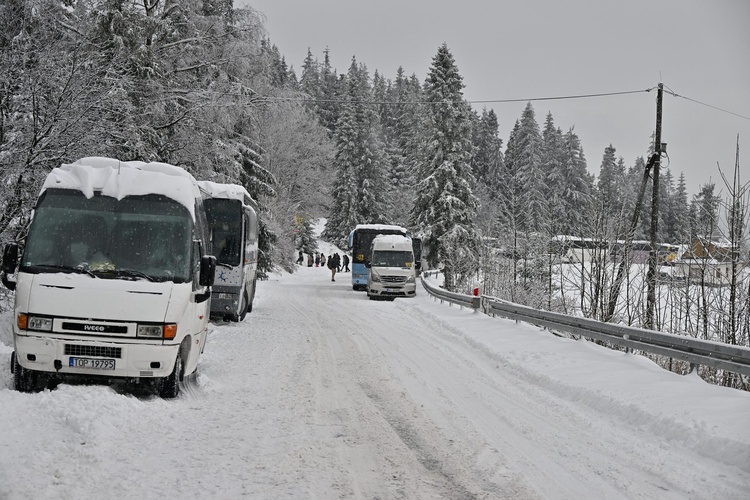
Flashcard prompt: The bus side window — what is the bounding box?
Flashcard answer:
[244,213,251,263]
[192,240,202,290]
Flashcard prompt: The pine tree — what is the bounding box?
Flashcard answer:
[560,128,593,233]
[497,120,522,239]
[541,113,566,235]
[300,47,321,114]
[691,182,720,239]
[317,48,341,134]
[322,58,389,244]
[472,108,505,192]
[672,173,691,243]
[597,145,623,218]
[513,103,546,234]
[410,44,479,291]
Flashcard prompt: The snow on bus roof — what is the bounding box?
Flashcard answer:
[372,234,413,248]
[353,224,408,232]
[41,157,199,219]
[196,180,257,209]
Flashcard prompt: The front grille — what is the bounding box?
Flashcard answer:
[381,275,407,284]
[65,344,122,359]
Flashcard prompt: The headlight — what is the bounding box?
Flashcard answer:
[137,324,177,339]
[27,316,53,332]
[137,325,163,338]
[406,275,415,283]
[370,273,381,282]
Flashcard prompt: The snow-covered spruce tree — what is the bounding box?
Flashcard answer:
[322,58,389,245]
[541,113,567,237]
[560,128,594,234]
[514,103,546,235]
[471,108,505,235]
[386,70,425,226]
[316,48,341,135]
[238,144,278,279]
[410,44,480,292]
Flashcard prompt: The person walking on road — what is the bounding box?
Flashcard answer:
[341,253,350,272]
[328,253,341,281]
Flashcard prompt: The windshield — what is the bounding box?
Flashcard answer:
[353,229,407,264]
[21,189,193,282]
[371,250,413,268]
[204,198,242,266]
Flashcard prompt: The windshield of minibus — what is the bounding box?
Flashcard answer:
[21,189,193,282]
[204,198,242,266]
[371,251,413,268]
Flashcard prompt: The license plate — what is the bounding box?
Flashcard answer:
[69,357,116,370]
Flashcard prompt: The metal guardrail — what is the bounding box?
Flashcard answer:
[421,273,480,310]
[420,274,750,377]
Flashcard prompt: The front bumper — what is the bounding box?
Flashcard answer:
[14,335,178,379]
[367,282,416,297]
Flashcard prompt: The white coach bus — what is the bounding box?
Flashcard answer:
[1,157,216,398]
[198,181,259,322]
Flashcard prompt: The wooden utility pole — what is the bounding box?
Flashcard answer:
[645,83,664,329]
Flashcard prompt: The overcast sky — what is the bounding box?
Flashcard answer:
[242,0,750,197]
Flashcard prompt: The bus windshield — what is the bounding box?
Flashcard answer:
[204,198,242,266]
[352,228,408,265]
[371,251,413,268]
[21,189,193,282]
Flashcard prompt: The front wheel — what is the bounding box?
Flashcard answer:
[160,352,183,399]
[13,351,38,393]
[239,291,249,321]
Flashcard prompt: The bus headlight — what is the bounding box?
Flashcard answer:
[406,275,415,283]
[370,273,381,282]
[137,324,177,339]
[26,315,53,332]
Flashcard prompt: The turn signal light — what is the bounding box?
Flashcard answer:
[17,313,28,330]
[164,324,178,340]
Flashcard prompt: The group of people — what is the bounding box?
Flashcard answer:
[296,250,350,281]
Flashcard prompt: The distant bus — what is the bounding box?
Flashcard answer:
[347,224,409,291]
[199,181,259,321]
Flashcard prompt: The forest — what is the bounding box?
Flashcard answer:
[1,1,748,387]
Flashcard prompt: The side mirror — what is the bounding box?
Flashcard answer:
[2,243,19,274]
[364,262,371,269]
[2,243,18,290]
[199,255,216,287]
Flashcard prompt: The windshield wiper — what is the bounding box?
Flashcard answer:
[29,264,97,278]
[111,268,156,282]
[216,262,234,269]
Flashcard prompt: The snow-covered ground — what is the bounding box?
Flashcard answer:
[1,239,749,498]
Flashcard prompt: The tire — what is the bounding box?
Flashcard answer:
[239,291,249,321]
[160,352,183,399]
[13,352,37,393]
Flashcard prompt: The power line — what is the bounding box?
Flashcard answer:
[165,85,750,121]
[663,88,750,121]
[262,87,656,106]
[468,88,655,104]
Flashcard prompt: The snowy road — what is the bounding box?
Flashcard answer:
[1,262,749,499]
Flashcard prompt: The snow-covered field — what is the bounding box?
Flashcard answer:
[1,245,749,498]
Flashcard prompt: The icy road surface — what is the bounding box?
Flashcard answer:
[1,265,749,499]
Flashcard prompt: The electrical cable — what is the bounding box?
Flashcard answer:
[663,87,750,121]
[263,87,656,106]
